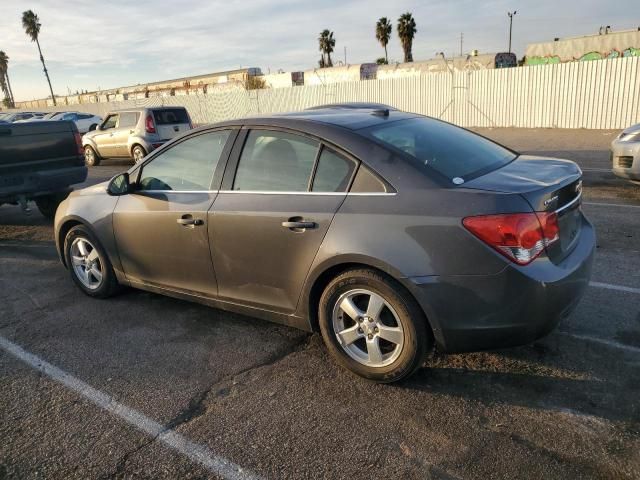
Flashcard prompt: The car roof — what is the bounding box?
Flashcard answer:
[108,106,187,114]
[213,104,419,131]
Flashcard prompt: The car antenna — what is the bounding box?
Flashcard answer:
[371,108,390,117]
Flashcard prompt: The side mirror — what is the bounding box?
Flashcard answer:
[89,124,97,132]
[107,172,132,196]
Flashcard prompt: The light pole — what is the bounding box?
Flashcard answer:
[507,11,517,54]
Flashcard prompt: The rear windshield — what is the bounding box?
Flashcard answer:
[363,117,516,182]
[152,109,189,125]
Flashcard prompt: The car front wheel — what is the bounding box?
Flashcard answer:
[84,145,100,166]
[64,225,119,298]
[319,268,431,383]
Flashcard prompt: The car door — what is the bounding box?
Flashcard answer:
[112,128,237,295]
[112,112,139,156]
[209,128,358,313]
[93,114,119,157]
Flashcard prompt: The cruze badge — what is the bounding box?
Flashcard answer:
[544,195,559,208]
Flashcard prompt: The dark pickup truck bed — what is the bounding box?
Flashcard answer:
[0,121,87,218]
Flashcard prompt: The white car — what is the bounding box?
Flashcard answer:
[55,112,103,133]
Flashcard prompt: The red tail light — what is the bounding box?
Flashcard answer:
[145,114,156,134]
[463,212,559,265]
[74,132,83,155]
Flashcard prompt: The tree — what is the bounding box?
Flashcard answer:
[22,10,56,105]
[397,12,417,63]
[376,57,387,65]
[0,51,14,107]
[318,29,335,68]
[376,17,392,64]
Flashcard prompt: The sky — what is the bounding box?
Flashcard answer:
[1,0,638,101]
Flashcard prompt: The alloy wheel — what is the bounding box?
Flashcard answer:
[70,237,103,290]
[332,289,404,367]
[84,146,95,165]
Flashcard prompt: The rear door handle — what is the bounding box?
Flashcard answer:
[282,218,317,231]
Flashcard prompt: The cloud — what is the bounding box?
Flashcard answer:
[1,0,638,101]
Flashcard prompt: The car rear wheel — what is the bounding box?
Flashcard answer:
[64,225,119,298]
[132,145,146,163]
[319,268,431,383]
[84,145,100,167]
[35,192,69,219]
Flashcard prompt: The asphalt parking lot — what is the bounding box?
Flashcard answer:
[1,128,639,479]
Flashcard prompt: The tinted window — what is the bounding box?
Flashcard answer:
[139,130,230,191]
[102,114,118,129]
[153,109,189,125]
[365,118,516,181]
[118,112,139,128]
[234,130,319,192]
[312,148,356,192]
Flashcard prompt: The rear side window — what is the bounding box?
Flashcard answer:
[311,148,356,192]
[153,109,189,125]
[118,112,139,128]
[234,130,319,192]
[139,130,230,191]
[364,118,516,182]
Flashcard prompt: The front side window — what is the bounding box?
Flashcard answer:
[311,148,356,192]
[234,130,319,192]
[118,112,139,128]
[364,117,516,181]
[139,130,231,191]
[102,114,118,130]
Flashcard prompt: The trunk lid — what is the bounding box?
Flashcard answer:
[464,155,583,262]
[151,108,191,141]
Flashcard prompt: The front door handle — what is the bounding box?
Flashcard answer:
[177,215,204,227]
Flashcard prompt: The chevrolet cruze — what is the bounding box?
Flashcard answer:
[55,104,595,382]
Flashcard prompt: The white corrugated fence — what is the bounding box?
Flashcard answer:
[11,57,640,129]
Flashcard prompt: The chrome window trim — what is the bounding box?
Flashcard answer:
[555,191,582,214]
[136,190,396,196]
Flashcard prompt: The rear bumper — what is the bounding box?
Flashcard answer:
[407,216,596,353]
[0,166,87,202]
[610,141,640,180]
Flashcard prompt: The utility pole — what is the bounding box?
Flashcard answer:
[344,46,347,65]
[507,11,517,53]
[460,32,463,56]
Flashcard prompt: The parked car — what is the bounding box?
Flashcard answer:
[54,104,595,383]
[81,106,192,166]
[0,121,87,218]
[611,123,640,183]
[54,112,102,134]
[2,112,44,123]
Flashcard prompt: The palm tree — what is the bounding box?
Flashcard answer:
[22,10,56,105]
[397,12,417,63]
[375,17,392,64]
[318,29,335,68]
[0,51,14,107]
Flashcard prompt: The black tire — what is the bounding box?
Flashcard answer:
[132,145,147,163]
[319,268,432,383]
[63,224,119,298]
[84,145,100,167]
[35,192,69,219]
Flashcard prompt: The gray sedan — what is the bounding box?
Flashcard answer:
[54,104,595,383]
[611,123,640,183]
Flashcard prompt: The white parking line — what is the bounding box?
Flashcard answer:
[0,336,259,480]
[559,332,640,355]
[589,281,640,295]
[583,202,640,209]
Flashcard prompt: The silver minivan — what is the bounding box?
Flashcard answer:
[81,106,192,166]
